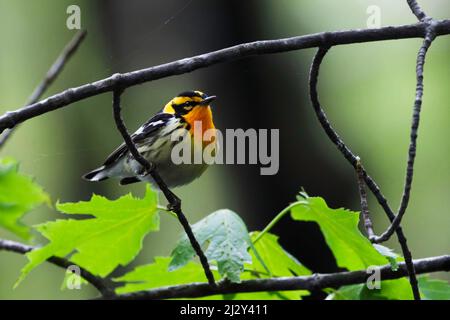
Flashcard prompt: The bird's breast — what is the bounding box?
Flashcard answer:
[183,106,216,148]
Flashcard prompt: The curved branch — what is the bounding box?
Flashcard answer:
[308,47,420,299]
[109,255,450,300]
[0,30,87,148]
[1,20,450,133]
[0,238,114,297]
[356,158,375,240]
[372,25,436,243]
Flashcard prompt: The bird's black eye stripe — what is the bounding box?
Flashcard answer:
[172,101,199,109]
[184,101,199,107]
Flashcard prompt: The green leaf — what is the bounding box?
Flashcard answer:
[249,231,310,277]
[116,231,311,300]
[419,276,450,300]
[115,257,288,300]
[241,231,311,299]
[326,284,363,300]
[291,196,414,299]
[170,209,252,283]
[116,258,281,300]
[290,196,388,270]
[328,279,414,300]
[115,257,219,296]
[373,244,400,271]
[0,157,49,239]
[327,271,426,300]
[359,279,413,300]
[16,185,159,287]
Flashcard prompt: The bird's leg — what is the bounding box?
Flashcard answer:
[166,191,182,212]
[136,161,155,178]
[136,162,181,211]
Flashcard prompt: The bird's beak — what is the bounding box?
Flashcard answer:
[199,95,217,106]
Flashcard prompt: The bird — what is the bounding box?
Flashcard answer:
[83,90,217,188]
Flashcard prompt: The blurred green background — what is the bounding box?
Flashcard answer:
[0,0,448,299]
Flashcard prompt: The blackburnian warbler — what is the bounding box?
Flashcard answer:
[83,90,217,188]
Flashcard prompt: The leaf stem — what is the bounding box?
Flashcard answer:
[157,205,178,218]
[252,202,303,244]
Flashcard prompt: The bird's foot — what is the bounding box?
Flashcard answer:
[166,191,181,212]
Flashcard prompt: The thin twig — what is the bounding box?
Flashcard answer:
[252,202,302,244]
[108,255,450,300]
[111,87,215,286]
[0,238,114,297]
[372,26,436,244]
[407,0,429,22]
[0,30,87,148]
[355,157,375,240]
[308,46,421,299]
[1,20,450,133]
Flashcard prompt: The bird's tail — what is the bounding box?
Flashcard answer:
[83,166,109,182]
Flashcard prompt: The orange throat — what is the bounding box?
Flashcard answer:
[183,106,216,147]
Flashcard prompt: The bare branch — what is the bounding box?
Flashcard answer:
[0,238,114,297]
[111,88,215,286]
[355,158,375,240]
[109,255,450,300]
[0,20,449,133]
[308,46,420,299]
[0,30,87,148]
[407,0,429,22]
[372,25,436,244]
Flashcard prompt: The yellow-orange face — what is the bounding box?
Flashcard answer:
[163,91,216,136]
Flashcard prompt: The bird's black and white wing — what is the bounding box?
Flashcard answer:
[83,112,177,183]
[103,112,174,166]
